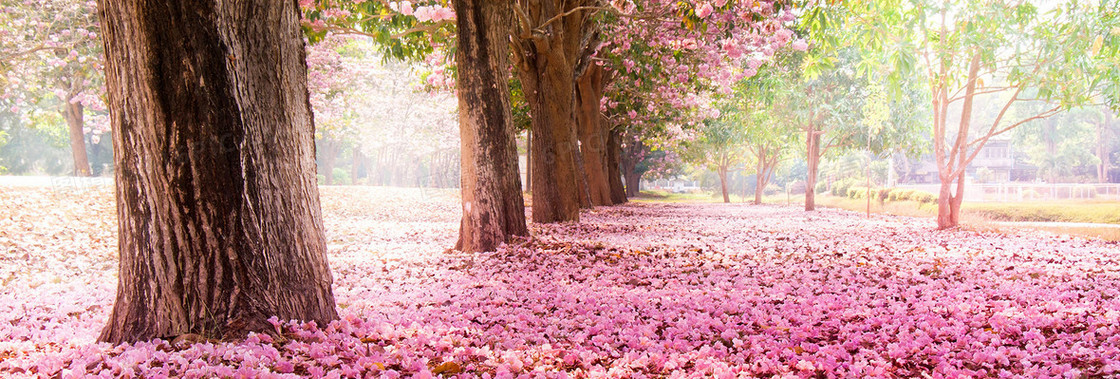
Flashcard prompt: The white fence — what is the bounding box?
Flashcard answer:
[898,183,1120,203]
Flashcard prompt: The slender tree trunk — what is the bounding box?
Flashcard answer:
[936,51,981,229]
[63,101,91,176]
[575,64,612,206]
[754,152,766,205]
[951,165,966,226]
[454,0,528,253]
[805,127,820,211]
[718,165,730,203]
[606,126,627,204]
[936,178,954,228]
[97,0,338,344]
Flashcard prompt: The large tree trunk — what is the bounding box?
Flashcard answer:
[606,126,627,204]
[97,0,338,344]
[513,1,592,223]
[623,168,641,197]
[518,56,580,222]
[575,64,612,206]
[805,127,820,211]
[718,165,730,203]
[621,138,644,197]
[453,0,529,253]
[63,101,91,176]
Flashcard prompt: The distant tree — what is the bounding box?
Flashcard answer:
[683,116,748,203]
[97,0,338,343]
[792,52,865,211]
[302,0,525,252]
[1015,108,1102,182]
[0,0,107,176]
[729,55,801,204]
[846,0,1119,228]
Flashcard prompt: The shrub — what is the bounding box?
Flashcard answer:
[832,178,859,197]
[815,181,828,194]
[788,180,807,194]
[332,167,351,185]
[848,186,870,199]
[911,191,937,204]
[887,188,916,202]
[877,188,892,202]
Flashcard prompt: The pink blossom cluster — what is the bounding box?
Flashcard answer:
[0,0,107,133]
[598,0,803,137]
[3,187,1120,378]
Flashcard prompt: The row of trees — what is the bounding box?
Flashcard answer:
[43,0,798,344]
[301,0,802,248]
[674,0,1118,230]
[6,0,1116,345]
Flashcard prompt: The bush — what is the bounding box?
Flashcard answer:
[832,178,859,197]
[887,188,915,202]
[847,186,870,199]
[815,181,828,194]
[877,188,892,202]
[332,167,351,185]
[887,189,904,202]
[911,191,937,204]
[788,180,807,194]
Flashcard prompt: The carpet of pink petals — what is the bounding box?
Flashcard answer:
[2,186,1120,378]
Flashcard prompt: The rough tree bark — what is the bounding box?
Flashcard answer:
[512,0,594,223]
[606,127,627,204]
[518,55,581,221]
[97,0,338,344]
[63,101,91,176]
[621,138,645,197]
[575,64,612,206]
[454,0,529,252]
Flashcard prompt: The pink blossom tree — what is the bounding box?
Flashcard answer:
[1,0,108,176]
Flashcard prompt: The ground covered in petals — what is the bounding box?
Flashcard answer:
[2,185,1120,378]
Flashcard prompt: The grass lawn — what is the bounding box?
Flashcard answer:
[636,190,1120,241]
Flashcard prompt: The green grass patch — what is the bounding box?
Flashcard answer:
[963,201,1120,225]
[633,190,761,203]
